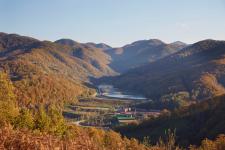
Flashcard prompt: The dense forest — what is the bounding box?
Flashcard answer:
[116,94,225,147]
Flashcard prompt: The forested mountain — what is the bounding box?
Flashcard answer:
[106,39,186,72]
[55,39,116,75]
[116,94,225,147]
[109,40,225,101]
[0,33,116,105]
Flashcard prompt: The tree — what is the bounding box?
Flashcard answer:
[48,104,67,136]
[104,130,123,150]
[0,72,19,126]
[34,105,51,131]
[14,108,34,129]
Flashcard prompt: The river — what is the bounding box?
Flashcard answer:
[97,84,147,100]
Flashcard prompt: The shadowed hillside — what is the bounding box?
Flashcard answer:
[109,39,225,101]
[106,39,186,72]
[116,94,225,147]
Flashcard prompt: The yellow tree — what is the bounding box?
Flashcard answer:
[0,72,19,126]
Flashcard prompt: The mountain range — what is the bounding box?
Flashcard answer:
[106,39,186,72]
[107,39,225,102]
[0,33,115,105]
[1,32,225,105]
[1,32,225,149]
[0,32,191,105]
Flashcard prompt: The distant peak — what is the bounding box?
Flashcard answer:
[148,39,165,45]
[129,39,164,47]
[86,42,112,50]
[148,39,164,43]
[170,41,187,46]
[193,39,223,46]
[0,32,39,45]
[0,32,7,37]
[55,39,79,47]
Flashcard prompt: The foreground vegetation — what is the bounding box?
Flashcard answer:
[1,126,225,150]
[0,71,149,149]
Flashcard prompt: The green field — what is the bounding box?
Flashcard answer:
[63,97,134,124]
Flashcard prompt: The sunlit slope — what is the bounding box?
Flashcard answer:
[0,33,115,105]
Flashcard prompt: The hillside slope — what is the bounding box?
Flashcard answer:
[110,40,225,101]
[107,39,186,72]
[0,33,115,105]
[116,94,225,147]
[55,39,116,75]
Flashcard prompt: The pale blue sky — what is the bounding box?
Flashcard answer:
[1,0,225,47]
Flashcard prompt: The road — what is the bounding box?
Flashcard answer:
[72,120,85,126]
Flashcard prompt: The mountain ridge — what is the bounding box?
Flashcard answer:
[106,39,187,72]
[0,33,116,105]
[108,39,225,101]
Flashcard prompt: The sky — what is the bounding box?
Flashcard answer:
[1,0,225,47]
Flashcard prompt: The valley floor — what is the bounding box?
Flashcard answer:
[63,93,162,129]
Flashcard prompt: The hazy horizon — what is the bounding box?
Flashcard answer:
[1,0,225,47]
